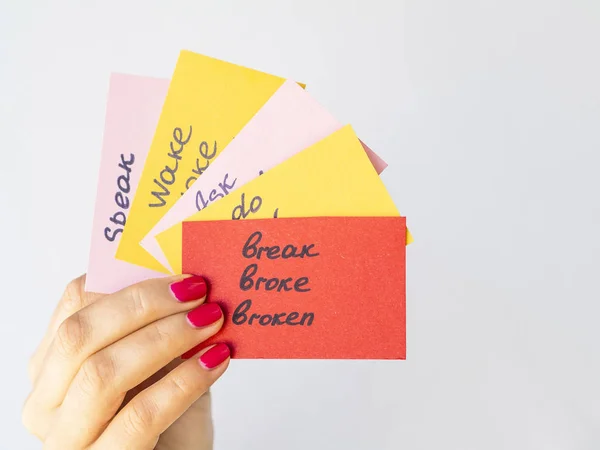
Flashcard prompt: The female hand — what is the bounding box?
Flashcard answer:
[23,274,230,450]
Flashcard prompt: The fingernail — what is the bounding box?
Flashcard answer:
[186,303,223,328]
[199,343,230,370]
[170,276,207,302]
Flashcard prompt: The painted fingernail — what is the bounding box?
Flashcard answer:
[170,276,207,302]
[199,343,230,370]
[186,303,223,328]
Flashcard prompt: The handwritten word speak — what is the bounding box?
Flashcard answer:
[104,153,135,242]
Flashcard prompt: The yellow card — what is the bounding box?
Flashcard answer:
[116,50,288,272]
[157,125,412,274]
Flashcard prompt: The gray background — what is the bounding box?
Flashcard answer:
[1,0,599,448]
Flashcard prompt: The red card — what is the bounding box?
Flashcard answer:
[182,216,406,359]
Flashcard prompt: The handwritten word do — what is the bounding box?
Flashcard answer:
[231,193,279,220]
[232,193,262,219]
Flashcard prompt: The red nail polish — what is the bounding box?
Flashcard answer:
[199,344,230,369]
[186,303,222,328]
[170,276,207,302]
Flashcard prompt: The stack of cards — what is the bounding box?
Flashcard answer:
[87,50,411,360]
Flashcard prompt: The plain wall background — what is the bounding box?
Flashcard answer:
[1,0,599,448]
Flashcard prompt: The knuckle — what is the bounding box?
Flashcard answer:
[76,353,115,397]
[43,431,72,450]
[168,373,196,398]
[147,320,176,350]
[21,400,35,435]
[42,438,62,450]
[126,284,156,320]
[27,353,44,385]
[21,396,43,439]
[54,313,87,358]
[27,356,38,382]
[123,398,159,437]
[61,276,86,314]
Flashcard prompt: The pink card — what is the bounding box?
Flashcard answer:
[85,73,169,293]
[141,80,387,272]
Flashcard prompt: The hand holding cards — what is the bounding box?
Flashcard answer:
[86,50,411,360]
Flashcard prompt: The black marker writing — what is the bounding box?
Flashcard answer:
[232,193,262,220]
[195,173,238,211]
[232,299,314,326]
[149,126,192,207]
[104,153,135,242]
[182,140,218,195]
[232,230,320,328]
[239,263,311,293]
[242,231,320,260]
